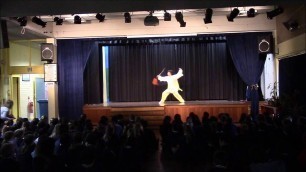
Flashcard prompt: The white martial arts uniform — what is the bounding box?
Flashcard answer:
[157,68,185,103]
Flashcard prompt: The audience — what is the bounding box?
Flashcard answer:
[0,111,305,172]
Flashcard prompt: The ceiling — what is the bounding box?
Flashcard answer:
[0,0,303,17]
[1,0,304,41]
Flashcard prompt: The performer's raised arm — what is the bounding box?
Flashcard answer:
[157,75,167,81]
[174,68,183,79]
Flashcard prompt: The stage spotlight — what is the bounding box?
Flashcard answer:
[164,10,171,21]
[17,16,27,26]
[283,20,299,32]
[247,8,256,17]
[267,7,284,20]
[32,16,47,27]
[175,12,186,27]
[74,15,82,24]
[144,11,159,26]
[53,17,63,25]
[96,13,105,22]
[124,12,131,23]
[204,8,213,24]
[227,8,239,22]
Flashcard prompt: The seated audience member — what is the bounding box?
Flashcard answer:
[0,143,20,171]
[32,136,61,172]
[0,100,15,121]
[160,116,172,153]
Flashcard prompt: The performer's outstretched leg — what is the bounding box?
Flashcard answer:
[160,90,170,103]
[173,92,185,103]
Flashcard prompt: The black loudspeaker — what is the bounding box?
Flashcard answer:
[41,43,54,62]
[258,35,273,54]
[0,20,9,49]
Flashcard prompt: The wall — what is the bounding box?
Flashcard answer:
[276,5,306,58]
[9,42,31,66]
[276,5,305,44]
[10,41,45,66]
[0,48,9,102]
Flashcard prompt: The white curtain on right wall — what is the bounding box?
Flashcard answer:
[261,53,276,100]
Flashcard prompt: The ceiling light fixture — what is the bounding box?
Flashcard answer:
[204,8,213,24]
[17,16,27,26]
[164,10,171,21]
[267,7,284,20]
[247,8,256,17]
[32,16,47,27]
[53,17,63,25]
[227,8,240,22]
[74,15,82,24]
[96,13,105,22]
[124,12,131,23]
[283,20,299,32]
[175,12,186,27]
[144,11,159,26]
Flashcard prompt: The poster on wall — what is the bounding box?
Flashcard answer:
[22,74,30,81]
[44,63,57,82]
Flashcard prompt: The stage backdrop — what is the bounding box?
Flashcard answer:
[108,36,246,102]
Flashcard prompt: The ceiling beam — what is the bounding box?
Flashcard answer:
[0,0,304,17]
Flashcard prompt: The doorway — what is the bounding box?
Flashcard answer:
[35,77,47,119]
[12,76,20,118]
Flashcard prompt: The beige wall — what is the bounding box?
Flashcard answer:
[275,5,306,59]
[276,5,305,44]
[10,41,45,67]
[276,33,306,59]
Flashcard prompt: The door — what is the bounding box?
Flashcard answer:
[35,78,46,118]
[12,77,20,118]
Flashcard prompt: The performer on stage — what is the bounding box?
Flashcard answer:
[157,68,185,104]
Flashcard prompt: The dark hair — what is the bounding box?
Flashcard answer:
[167,70,174,75]
[5,100,13,109]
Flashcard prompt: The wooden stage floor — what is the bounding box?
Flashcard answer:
[83,100,250,129]
[98,100,247,107]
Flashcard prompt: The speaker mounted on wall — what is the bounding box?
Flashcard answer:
[0,20,9,49]
[41,43,54,62]
[258,35,273,54]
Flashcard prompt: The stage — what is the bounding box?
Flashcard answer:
[83,100,251,130]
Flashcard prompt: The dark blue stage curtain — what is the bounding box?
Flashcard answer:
[108,36,246,102]
[83,43,103,104]
[57,39,101,119]
[227,32,270,120]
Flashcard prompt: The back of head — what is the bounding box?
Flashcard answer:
[0,143,15,158]
[4,100,13,109]
[36,136,55,156]
[163,115,171,125]
[3,131,14,142]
